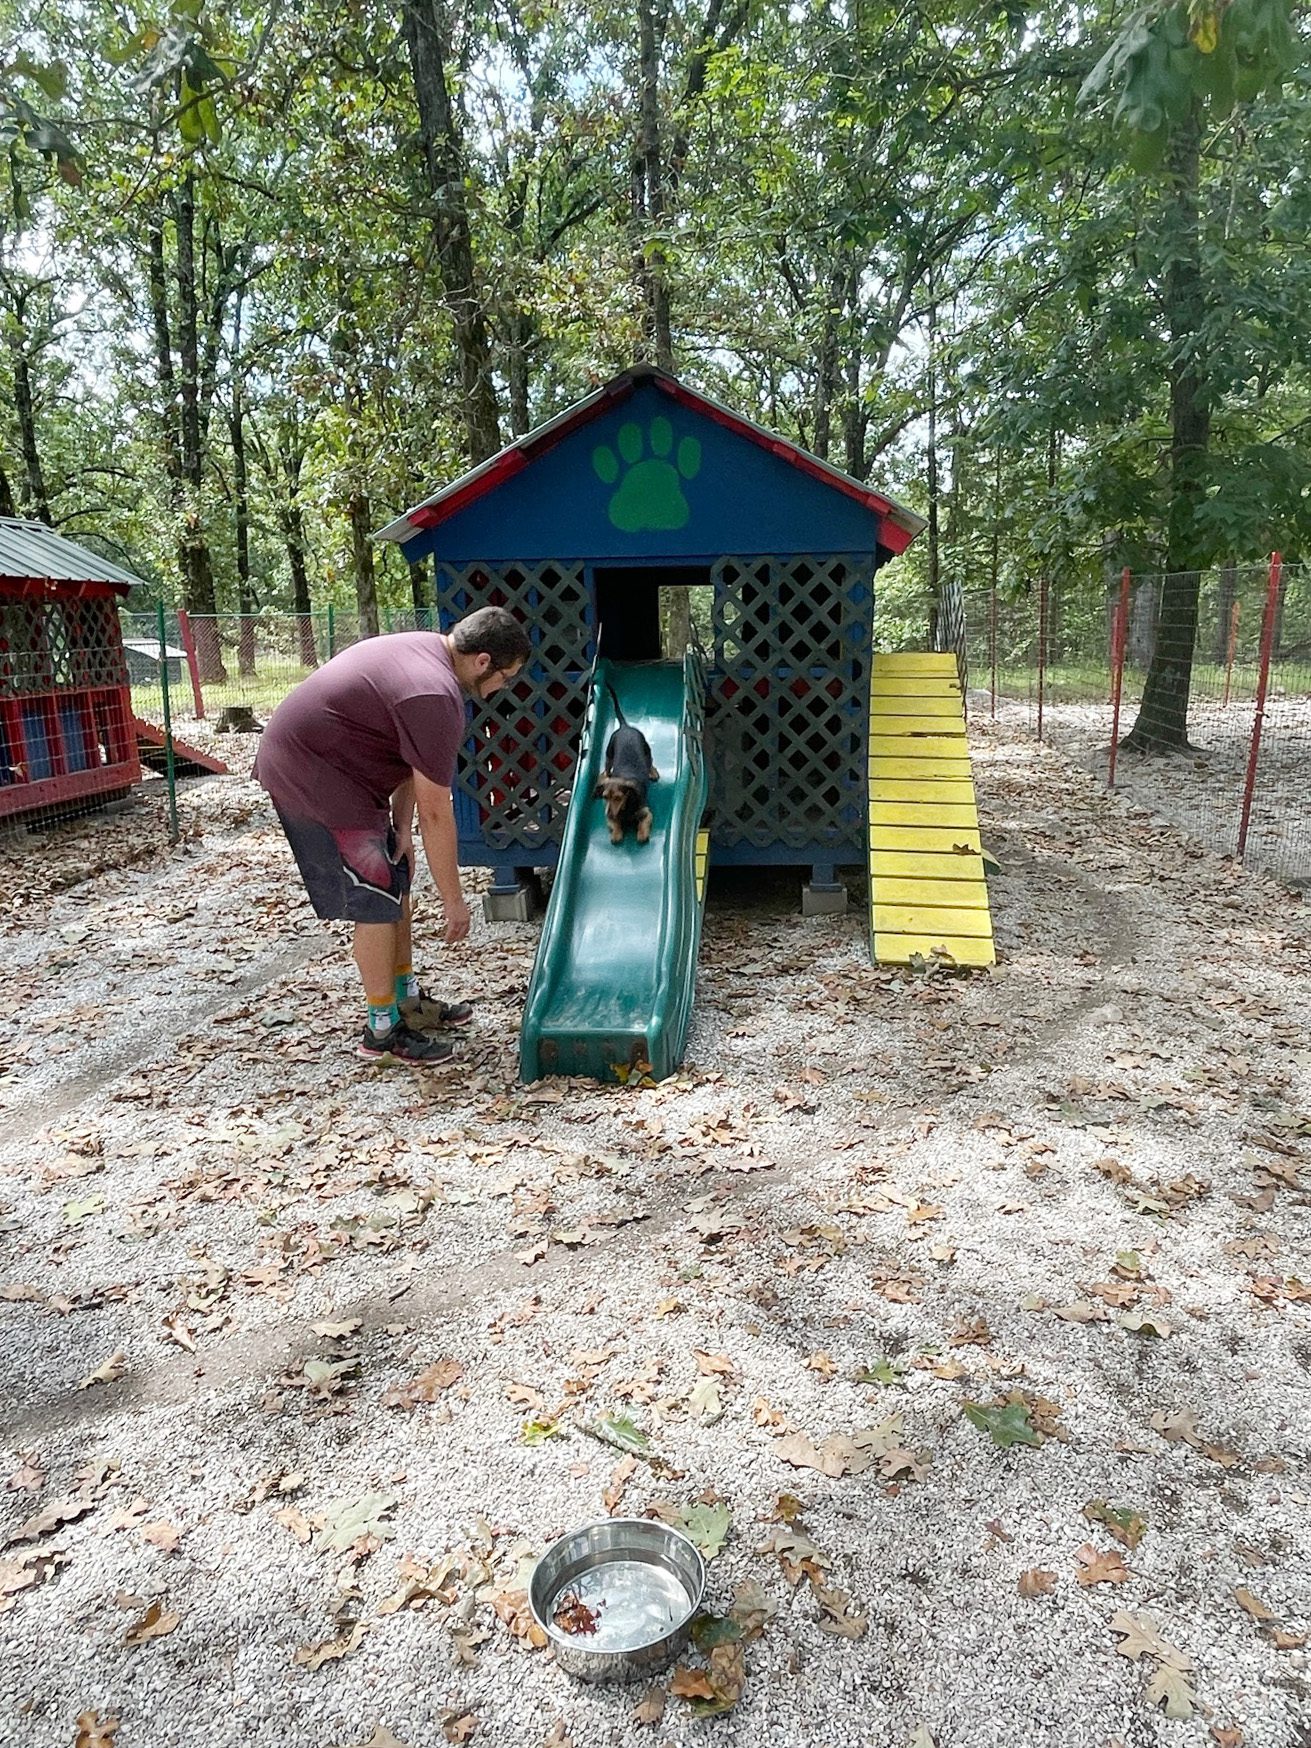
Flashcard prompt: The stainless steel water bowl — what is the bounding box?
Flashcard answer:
[529,1518,706,1683]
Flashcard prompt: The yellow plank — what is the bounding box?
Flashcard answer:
[871,694,960,716]
[871,850,985,881]
[874,904,995,938]
[871,876,990,909]
[874,932,996,967]
[869,735,967,759]
[870,756,971,781]
[868,779,976,803]
[871,677,961,697]
[870,824,981,850]
[870,804,978,830]
[867,716,971,737]
[873,653,958,673]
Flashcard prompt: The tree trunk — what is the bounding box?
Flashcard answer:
[812,261,845,462]
[284,496,317,670]
[409,558,432,623]
[1123,107,1209,752]
[0,464,16,518]
[349,489,379,638]
[7,308,52,524]
[506,310,532,438]
[402,0,502,462]
[232,385,256,677]
[173,172,226,681]
[632,0,674,371]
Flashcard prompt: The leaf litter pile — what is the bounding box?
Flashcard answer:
[2,724,1310,1748]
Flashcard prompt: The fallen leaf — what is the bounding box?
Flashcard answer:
[124,1599,181,1646]
[141,1521,182,1554]
[1082,1499,1148,1550]
[311,1318,362,1340]
[908,1727,938,1748]
[963,1397,1041,1449]
[314,1493,396,1554]
[1018,1568,1056,1597]
[1145,1660,1196,1718]
[670,1666,716,1701]
[273,1506,313,1543]
[632,1687,666,1726]
[590,1412,651,1456]
[1234,1587,1278,1622]
[1210,1729,1244,1748]
[603,1456,638,1514]
[1110,1611,1191,1665]
[8,1496,95,1544]
[553,1591,601,1636]
[353,1729,410,1748]
[1151,1407,1204,1447]
[75,1714,118,1748]
[677,1502,730,1559]
[812,1581,867,1638]
[294,1620,368,1669]
[1075,1543,1132,1586]
[77,1352,127,1390]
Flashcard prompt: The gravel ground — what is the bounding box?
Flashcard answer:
[2,720,1310,1748]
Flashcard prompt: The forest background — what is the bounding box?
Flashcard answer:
[1,0,1308,748]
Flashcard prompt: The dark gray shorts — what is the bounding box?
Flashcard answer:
[274,808,410,923]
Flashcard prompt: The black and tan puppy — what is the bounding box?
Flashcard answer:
[596,724,659,844]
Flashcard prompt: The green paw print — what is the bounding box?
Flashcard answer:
[593,417,702,532]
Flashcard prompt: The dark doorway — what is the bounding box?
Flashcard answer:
[594,565,711,661]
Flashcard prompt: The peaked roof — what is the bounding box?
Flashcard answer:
[376,365,925,555]
[0,518,146,589]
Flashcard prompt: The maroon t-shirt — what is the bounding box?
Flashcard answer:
[254,632,465,826]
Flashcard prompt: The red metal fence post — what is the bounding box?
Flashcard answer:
[1236,553,1282,862]
[1108,566,1131,788]
[175,610,207,720]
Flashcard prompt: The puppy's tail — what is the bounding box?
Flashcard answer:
[605,681,629,728]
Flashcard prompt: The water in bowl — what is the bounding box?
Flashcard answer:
[552,1557,691,1652]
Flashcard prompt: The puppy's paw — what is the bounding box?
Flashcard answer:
[636,809,653,844]
[648,766,660,782]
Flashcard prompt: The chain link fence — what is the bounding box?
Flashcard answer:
[967,557,1311,887]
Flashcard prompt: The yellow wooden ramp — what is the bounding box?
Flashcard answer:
[868,653,995,967]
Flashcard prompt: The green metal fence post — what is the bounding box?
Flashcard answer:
[326,604,336,661]
[157,601,179,843]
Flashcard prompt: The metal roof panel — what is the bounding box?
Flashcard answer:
[0,519,148,589]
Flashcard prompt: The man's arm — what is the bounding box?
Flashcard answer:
[390,777,416,872]
[412,771,471,944]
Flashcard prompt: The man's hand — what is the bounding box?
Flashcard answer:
[443,895,471,944]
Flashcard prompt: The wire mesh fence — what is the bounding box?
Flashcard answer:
[967,556,1311,887]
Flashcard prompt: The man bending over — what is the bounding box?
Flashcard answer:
[254,606,531,1064]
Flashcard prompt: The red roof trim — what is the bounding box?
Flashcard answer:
[397,367,919,554]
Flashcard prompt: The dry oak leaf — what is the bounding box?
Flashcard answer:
[1233,1587,1278,1622]
[1151,1407,1204,1448]
[1075,1544,1132,1586]
[632,1687,666,1726]
[693,1350,735,1377]
[1018,1569,1057,1598]
[273,1505,313,1544]
[1145,1660,1196,1719]
[813,1582,867,1638]
[141,1520,182,1554]
[1110,1611,1192,1666]
[77,1351,127,1390]
[441,1711,477,1743]
[293,1620,368,1669]
[124,1599,181,1646]
[670,1667,716,1701]
[353,1730,410,1748]
[1211,1730,1244,1748]
[75,1715,118,1748]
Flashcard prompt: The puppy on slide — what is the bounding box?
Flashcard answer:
[596,692,659,844]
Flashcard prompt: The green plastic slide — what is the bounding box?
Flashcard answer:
[519,652,709,1083]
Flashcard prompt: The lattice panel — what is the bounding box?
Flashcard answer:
[435,561,594,851]
[0,597,128,696]
[709,555,872,850]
